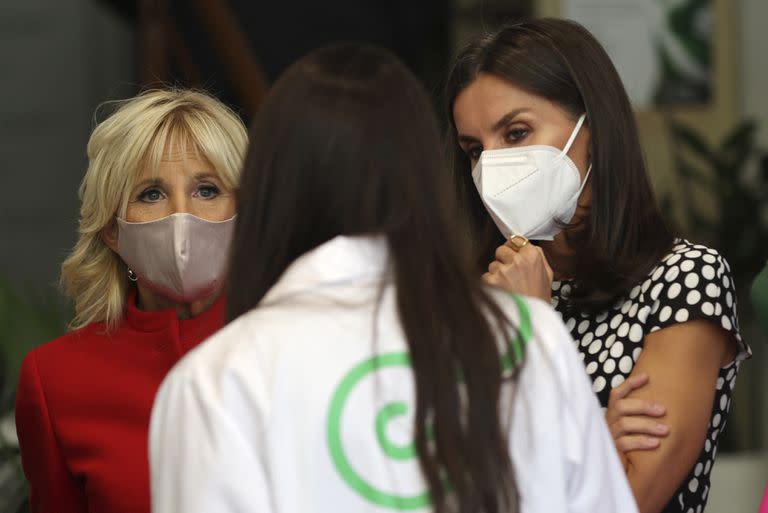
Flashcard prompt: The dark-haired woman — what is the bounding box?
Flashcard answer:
[446,18,751,513]
[149,44,638,513]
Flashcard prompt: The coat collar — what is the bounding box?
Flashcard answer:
[124,287,226,333]
[260,235,391,306]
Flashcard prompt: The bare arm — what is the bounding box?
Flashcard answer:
[618,320,735,513]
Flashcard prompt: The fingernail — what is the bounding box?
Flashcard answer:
[652,404,666,414]
[654,424,669,434]
[646,437,660,447]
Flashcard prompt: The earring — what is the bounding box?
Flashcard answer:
[127,268,138,282]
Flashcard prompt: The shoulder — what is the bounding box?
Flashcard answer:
[488,289,577,357]
[21,322,112,374]
[168,287,390,388]
[487,290,585,388]
[490,292,601,436]
[161,309,273,401]
[16,318,154,404]
[639,239,734,310]
[16,322,114,421]
[172,304,293,374]
[628,239,734,313]
[635,239,749,356]
[643,239,731,291]
[156,305,322,429]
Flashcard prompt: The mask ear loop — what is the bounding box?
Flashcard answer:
[561,114,592,216]
[558,113,587,159]
[558,113,591,190]
[576,164,592,195]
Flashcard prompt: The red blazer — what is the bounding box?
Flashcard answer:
[15,290,226,513]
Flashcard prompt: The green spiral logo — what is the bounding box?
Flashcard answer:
[327,352,426,509]
[326,295,532,509]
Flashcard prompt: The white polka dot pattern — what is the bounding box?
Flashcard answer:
[551,240,750,513]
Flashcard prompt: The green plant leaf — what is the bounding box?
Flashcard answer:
[677,161,713,187]
[721,120,757,153]
[0,279,68,411]
[667,0,711,65]
[718,120,757,175]
[670,122,713,160]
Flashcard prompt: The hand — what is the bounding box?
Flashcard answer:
[481,236,554,302]
[605,373,669,466]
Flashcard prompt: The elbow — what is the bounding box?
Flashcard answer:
[625,463,676,513]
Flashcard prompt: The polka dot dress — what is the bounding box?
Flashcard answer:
[551,240,751,513]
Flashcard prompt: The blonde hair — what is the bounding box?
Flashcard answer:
[61,89,248,331]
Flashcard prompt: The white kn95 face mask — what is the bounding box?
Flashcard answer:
[471,114,591,241]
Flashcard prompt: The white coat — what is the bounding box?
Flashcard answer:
[150,236,638,513]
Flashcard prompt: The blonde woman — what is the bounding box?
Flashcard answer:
[14,89,247,513]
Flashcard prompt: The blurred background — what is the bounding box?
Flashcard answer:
[0,0,765,512]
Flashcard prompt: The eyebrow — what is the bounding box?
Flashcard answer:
[193,172,220,182]
[492,108,530,132]
[133,177,164,191]
[457,108,532,144]
[133,172,219,189]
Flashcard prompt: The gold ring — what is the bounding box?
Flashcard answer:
[508,234,529,251]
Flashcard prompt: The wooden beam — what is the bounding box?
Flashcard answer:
[138,0,169,87]
[192,0,269,116]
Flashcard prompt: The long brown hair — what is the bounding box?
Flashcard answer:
[228,44,519,512]
[446,18,674,311]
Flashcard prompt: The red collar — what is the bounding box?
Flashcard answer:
[124,287,226,334]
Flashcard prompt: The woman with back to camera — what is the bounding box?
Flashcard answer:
[15,89,247,513]
[149,44,638,513]
[446,18,751,513]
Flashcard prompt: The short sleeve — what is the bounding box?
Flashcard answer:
[642,242,751,363]
[15,352,87,513]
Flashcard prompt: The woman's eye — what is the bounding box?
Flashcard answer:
[506,128,529,143]
[138,188,164,203]
[197,184,220,199]
[467,146,483,161]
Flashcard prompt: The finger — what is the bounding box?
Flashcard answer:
[610,417,669,439]
[495,244,517,263]
[607,398,667,422]
[608,373,650,403]
[507,235,529,251]
[615,435,662,453]
[499,264,524,285]
[488,260,503,274]
[482,272,499,285]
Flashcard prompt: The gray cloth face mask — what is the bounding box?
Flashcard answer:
[117,213,236,303]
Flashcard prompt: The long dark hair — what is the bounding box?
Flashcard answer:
[228,44,519,513]
[446,18,674,311]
